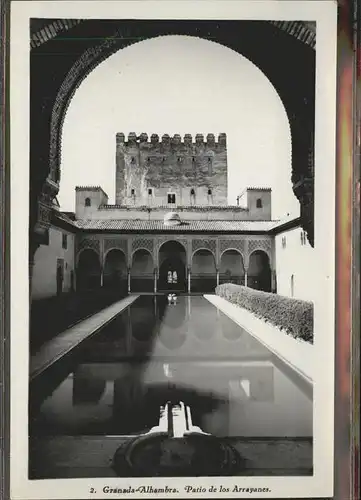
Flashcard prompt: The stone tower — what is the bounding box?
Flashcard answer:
[115,133,228,206]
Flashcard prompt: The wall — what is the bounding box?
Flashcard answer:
[275,225,315,301]
[237,188,272,220]
[115,133,227,206]
[32,226,76,300]
[75,187,109,219]
[79,206,253,221]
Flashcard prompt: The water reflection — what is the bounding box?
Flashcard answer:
[30,296,312,439]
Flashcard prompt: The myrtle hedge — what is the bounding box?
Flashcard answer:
[215,283,313,344]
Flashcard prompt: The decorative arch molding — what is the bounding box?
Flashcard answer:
[219,239,245,255]
[132,238,154,255]
[191,248,217,261]
[131,247,154,260]
[103,238,128,257]
[76,236,100,254]
[76,246,101,265]
[158,238,188,254]
[220,247,246,263]
[247,240,272,267]
[31,19,315,245]
[103,247,127,264]
[192,238,216,255]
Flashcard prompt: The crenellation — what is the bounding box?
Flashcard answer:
[151,133,159,144]
[127,132,137,144]
[195,133,204,145]
[206,133,215,147]
[116,132,125,143]
[116,133,227,148]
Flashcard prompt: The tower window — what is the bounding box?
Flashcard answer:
[256,198,263,208]
[148,188,153,196]
[85,197,91,207]
[208,188,212,196]
[130,157,136,164]
[167,193,176,204]
[131,188,135,196]
[62,233,68,250]
[190,188,195,195]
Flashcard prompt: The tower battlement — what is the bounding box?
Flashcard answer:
[116,132,227,149]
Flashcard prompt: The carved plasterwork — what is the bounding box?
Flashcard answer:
[192,238,216,255]
[104,238,127,256]
[77,236,100,254]
[219,239,245,255]
[248,239,272,257]
[132,238,154,254]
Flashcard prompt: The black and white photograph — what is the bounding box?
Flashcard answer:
[9,1,338,498]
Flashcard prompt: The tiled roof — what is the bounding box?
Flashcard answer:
[75,219,279,232]
[100,204,248,212]
[54,212,78,226]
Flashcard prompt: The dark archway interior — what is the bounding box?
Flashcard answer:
[248,250,272,292]
[158,241,186,292]
[220,250,245,286]
[131,249,154,292]
[103,249,127,294]
[77,249,101,291]
[191,249,216,293]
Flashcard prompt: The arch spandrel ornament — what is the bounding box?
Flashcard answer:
[192,239,217,255]
[104,238,128,256]
[77,236,100,254]
[219,239,245,256]
[248,239,272,260]
[132,238,154,255]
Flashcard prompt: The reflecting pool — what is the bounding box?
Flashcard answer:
[30,295,312,439]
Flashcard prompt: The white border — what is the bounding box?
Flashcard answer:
[10,1,337,499]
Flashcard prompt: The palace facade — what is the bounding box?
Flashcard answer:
[32,133,314,303]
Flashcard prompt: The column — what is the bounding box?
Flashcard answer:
[216,269,220,287]
[244,270,248,287]
[188,267,191,293]
[127,267,131,293]
[154,267,158,293]
[100,266,104,287]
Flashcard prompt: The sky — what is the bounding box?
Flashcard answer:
[59,35,299,220]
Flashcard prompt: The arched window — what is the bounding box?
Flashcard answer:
[256,198,263,208]
[190,188,195,205]
[208,188,212,196]
[85,197,91,207]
